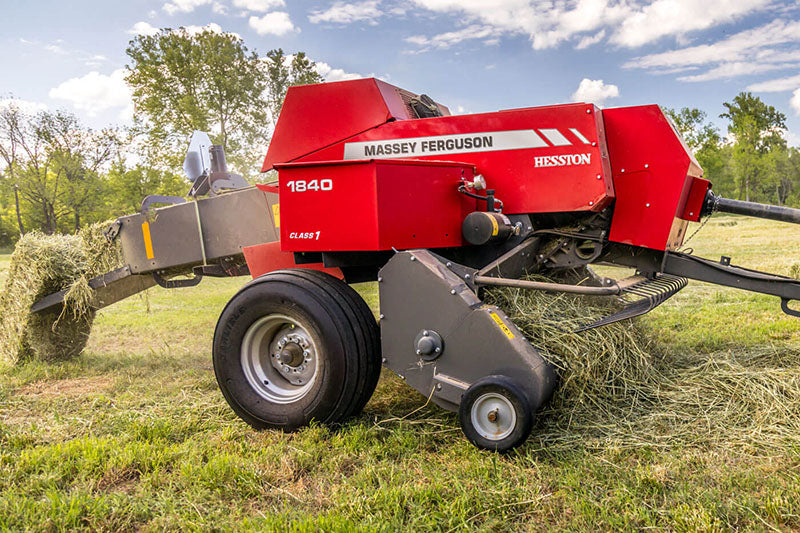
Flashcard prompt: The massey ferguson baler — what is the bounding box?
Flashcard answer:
[32,78,800,450]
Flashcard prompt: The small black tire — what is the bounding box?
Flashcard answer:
[459,375,533,452]
[212,269,379,431]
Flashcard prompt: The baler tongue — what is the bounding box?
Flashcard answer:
[573,274,687,332]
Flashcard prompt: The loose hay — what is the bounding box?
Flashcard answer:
[485,274,800,451]
[0,223,123,364]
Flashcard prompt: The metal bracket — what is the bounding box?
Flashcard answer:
[141,195,187,216]
[782,298,800,317]
[152,268,204,289]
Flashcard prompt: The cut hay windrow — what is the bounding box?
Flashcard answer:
[0,223,123,364]
[485,275,800,451]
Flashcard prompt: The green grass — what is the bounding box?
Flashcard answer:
[2,215,800,531]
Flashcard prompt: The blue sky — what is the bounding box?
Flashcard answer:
[3,0,800,146]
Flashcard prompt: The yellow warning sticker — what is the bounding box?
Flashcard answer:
[272,203,280,228]
[141,221,154,260]
[489,312,515,339]
[489,213,499,236]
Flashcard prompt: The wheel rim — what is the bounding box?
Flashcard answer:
[240,314,320,404]
[470,392,517,441]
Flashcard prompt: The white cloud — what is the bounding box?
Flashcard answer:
[749,73,800,92]
[163,0,211,15]
[792,89,800,115]
[405,25,495,49]
[611,0,768,48]
[0,98,48,115]
[314,61,363,81]
[677,61,793,82]
[128,21,160,36]
[309,1,381,24]
[575,29,605,50]
[212,1,228,14]
[571,78,619,106]
[182,22,229,35]
[248,12,297,35]
[48,69,133,119]
[625,18,800,83]
[233,0,285,12]
[405,0,771,52]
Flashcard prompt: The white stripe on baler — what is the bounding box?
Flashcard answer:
[569,128,591,144]
[538,128,572,146]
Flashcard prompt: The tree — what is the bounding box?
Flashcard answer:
[720,92,786,202]
[126,28,270,179]
[264,49,324,126]
[665,107,719,151]
[0,102,31,235]
[106,161,185,214]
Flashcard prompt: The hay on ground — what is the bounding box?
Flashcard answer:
[0,223,123,364]
[484,272,800,451]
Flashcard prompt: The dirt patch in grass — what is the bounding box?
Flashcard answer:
[18,375,114,398]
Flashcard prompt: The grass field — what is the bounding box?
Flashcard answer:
[2,215,800,531]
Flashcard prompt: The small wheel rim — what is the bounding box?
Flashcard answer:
[470,392,517,441]
[240,314,320,404]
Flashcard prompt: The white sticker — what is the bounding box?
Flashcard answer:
[343,130,549,159]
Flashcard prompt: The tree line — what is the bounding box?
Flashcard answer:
[1,27,799,248]
[0,27,321,247]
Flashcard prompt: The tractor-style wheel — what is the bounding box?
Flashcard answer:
[459,375,533,452]
[213,270,380,431]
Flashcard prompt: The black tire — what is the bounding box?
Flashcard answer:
[212,269,379,431]
[286,270,381,415]
[459,375,533,452]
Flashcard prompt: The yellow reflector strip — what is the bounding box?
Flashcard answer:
[272,203,280,228]
[142,222,154,260]
[489,312,515,339]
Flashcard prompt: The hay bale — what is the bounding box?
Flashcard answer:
[0,223,123,364]
[485,273,800,451]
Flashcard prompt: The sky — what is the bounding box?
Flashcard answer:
[2,0,800,147]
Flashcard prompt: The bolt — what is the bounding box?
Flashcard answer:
[435,347,441,353]
[487,408,499,423]
[689,212,694,216]
[446,262,452,267]
[586,108,591,114]
[465,273,471,279]
[596,174,602,180]
[644,163,649,169]
[379,313,385,319]
[592,141,597,146]
[410,256,416,262]
[621,168,626,173]
[450,289,456,295]
[416,349,422,355]
[423,330,429,336]
[436,384,442,391]
[303,349,310,356]
[645,203,651,207]
[589,201,594,206]
[377,276,383,282]
[382,358,387,364]
[298,365,304,371]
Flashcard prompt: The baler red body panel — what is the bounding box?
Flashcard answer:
[283,104,614,216]
[603,105,704,250]
[275,159,477,252]
[260,78,706,256]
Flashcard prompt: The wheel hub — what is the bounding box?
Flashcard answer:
[470,392,517,441]
[240,315,320,404]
